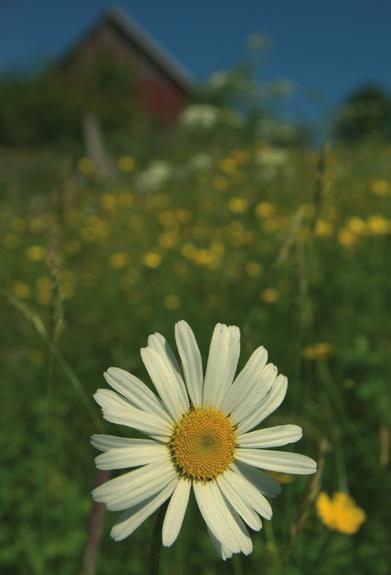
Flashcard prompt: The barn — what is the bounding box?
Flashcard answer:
[58,7,194,122]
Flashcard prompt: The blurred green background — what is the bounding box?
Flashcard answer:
[1,7,391,575]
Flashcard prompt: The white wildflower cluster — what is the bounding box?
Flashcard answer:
[136,161,171,192]
[180,104,219,130]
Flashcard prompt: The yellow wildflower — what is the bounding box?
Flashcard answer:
[143,252,161,269]
[36,276,52,306]
[11,217,26,232]
[303,343,332,361]
[228,197,248,214]
[29,217,46,233]
[315,219,333,237]
[110,252,129,269]
[13,281,30,299]
[260,288,279,304]
[158,232,178,249]
[367,215,390,235]
[118,156,136,173]
[78,157,94,175]
[193,249,219,269]
[164,294,181,310]
[268,471,295,484]
[61,271,75,299]
[370,179,388,197]
[3,233,20,249]
[220,157,237,175]
[101,194,116,212]
[26,245,46,262]
[255,201,275,218]
[347,217,367,235]
[231,149,249,165]
[245,261,263,278]
[213,175,228,191]
[175,208,192,224]
[338,229,358,249]
[316,492,366,535]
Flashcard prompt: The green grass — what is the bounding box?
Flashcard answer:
[1,140,390,575]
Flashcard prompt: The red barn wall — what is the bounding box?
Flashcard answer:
[61,20,189,122]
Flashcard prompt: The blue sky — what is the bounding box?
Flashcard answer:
[0,0,390,121]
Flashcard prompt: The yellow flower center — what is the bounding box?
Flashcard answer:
[169,408,237,481]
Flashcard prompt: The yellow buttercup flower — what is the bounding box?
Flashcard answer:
[13,281,31,299]
[110,252,129,269]
[370,179,388,197]
[347,217,367,235]
[315,220,333,237]
[338,229,358,249]
[303,343,332,361]
[143,252,161,269]
[11,217,26,232]
[78,157,94,175]
[164,294,181,310]
[3,233,20,249]
[255,202,275,219]
[260,288,279,304]
[228,197,248,214]
[316,492,366,535]
[101,194,116,212]
[213,176,228,191]
[220,157,237,175]
[268,471,295,484]
[36,276,52,306]
[118,156,136,173]
[245,261,263,278]
[26,245,46,262]
[367,215,390,235]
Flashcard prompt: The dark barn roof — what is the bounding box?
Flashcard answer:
[59,7,195,95]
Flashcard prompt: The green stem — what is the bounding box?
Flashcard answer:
[1,290,102,430]
[148,504,167,575]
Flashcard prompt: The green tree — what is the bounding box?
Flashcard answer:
[334,84,391,142]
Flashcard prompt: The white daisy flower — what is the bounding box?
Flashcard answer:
[91,321,317,559]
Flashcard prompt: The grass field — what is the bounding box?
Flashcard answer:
[1,139,390,574]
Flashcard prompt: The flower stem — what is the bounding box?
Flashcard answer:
[148,504,167,575]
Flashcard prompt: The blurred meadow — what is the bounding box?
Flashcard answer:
[1,7,391,575]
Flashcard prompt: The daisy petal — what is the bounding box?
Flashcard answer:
[236,375,288,434]
[162,478,191,547]
[207,527,233,560]
[224,467,273,519]
[104,367,172,424]
[221,346,268,415]
[91,434,157,452]
[235,448,317,475]
[175,320,203,407]
[202,324,240,409]
[95,443,168,470]
[194,481,252,555]
[93,389,172,439]
[110,478,178,542]
[193,481,240,554]
[147,333,190,411]
[230,363,278,425]
[141,346,188,420]
[234,461,282,498]
[217,474,262,531]
[93,457,176,511]
[238,424,303,448]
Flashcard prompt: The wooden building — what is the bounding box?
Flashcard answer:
[58,7,194,122]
